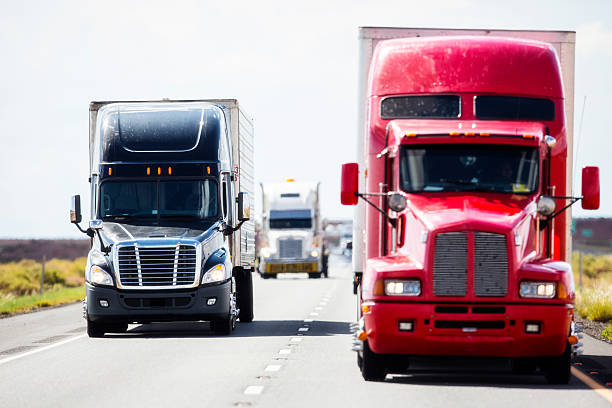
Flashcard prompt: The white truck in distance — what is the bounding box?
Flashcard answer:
[258,180,328,279]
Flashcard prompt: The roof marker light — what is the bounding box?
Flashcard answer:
[146,167,151,175]
[480,132,490,137]
[206,166,211,175]
[286,178,295,182]
[405,133,416,138]
[157,167,161,175]
[108,168,112,176]
[464,132,475,136]
[449,132,460,136]
[168,167,172,175]
[523,134,535,139]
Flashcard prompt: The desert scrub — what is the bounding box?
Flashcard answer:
[575,285,612,322]
[0,286,85,316]
[0,257,86,296]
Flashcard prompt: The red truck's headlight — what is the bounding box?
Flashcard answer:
[383,279,421,296]
[519,281,556,298]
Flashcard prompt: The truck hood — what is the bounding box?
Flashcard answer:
[407,193,536,233]
[99,221,215,244]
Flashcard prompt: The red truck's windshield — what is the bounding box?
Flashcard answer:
[399,144,539,194]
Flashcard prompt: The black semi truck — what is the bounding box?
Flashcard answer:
[70,100,255,337]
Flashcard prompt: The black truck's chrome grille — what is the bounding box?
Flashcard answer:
[433,232,467,296]
[474,232,508,297]
[117,245,197,287]
[278,239,302,259]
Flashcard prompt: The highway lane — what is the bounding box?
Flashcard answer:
[1,255,611,407]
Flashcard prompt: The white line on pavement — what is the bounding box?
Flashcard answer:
[0,334,87,366]
[290,337,303,342]
[298,327,309,332]
[310,312,319,316]
[304,319,314,322]
[279,349,292,355]
[244,386,264,395]
[265,364,282,372]
[315,306,323,310]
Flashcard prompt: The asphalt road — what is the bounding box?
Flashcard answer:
[1,255,611,407]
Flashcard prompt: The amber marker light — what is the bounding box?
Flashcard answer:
[404,133,416,138]
[168,167,172,175]
[146,167,151,175]
[449,132,460,136]
[464,132,475,136]
[157,167,161,175]
[108,168,112,176]
[522,134,535,139]
[206,166,211,175]
[480,132,490,137]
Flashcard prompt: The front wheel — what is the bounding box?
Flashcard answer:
[210,315,235,335]
[361,341,387,381]
[543,342,571,384]
[87,317,106,338]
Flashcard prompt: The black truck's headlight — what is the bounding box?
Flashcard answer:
[519,281,556,298]
[202,264,226,284]
[90,265,114,287]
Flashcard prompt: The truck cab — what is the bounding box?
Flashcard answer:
[341,31,600,383]
[258,180,327,278]
[70,100,255,337]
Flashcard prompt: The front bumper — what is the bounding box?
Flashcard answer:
[85,281,231,324]
[260,258,319,274]
[363,302,572,357]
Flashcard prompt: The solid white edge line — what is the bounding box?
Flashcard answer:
[0,334,87,366]
[290,337,303,342]
[244,385,264,395]
[279,349,292,354]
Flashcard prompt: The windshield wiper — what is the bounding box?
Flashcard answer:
[439,179,497,192]
[440,178,477,186]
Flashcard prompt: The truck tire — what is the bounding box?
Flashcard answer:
[108,323,129,334]
[210,315,235,335]
[87,318,106,338]
[236,269,254,322]
[543,342,571,384]
[308,272,322,279]
[361,341,387,381]
[511,357,537,375]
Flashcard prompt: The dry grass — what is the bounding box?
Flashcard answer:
[572,253,612,323]
[0,286,85,316]
[0,258,86,296]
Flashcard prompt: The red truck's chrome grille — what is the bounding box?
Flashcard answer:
[433,232,468,296]
[117,245,197,287]
[474,232,508,296]
[432,231,508,297]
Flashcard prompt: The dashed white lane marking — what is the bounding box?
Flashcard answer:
[310,312,319,316]
[0,334,87,366]
[315,306,323,310]
[290,337,303,343]
[244,385,264,395]
[304,319,314,323]
[298,327,309,332]
[279,349,292,355]
[265,364,282,372]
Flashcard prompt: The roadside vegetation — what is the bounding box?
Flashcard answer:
[0,258,86,316]
[572,252,612,340]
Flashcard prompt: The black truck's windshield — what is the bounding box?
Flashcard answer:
[100,179,218,220]
[399,145,539,194]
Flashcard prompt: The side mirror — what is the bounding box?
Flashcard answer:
[582,166,600,210]
[388,192,407,212]
[238,192,251,221]
[341,163,359,205]
[346,240,353,250]
[70,195,82,224]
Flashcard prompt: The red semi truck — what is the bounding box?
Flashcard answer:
[341,28,600,383]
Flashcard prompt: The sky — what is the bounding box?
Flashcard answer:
[0,0,611,238]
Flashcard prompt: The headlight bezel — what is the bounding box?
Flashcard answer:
[201,264,227,285]
[519,281,556,299]
[90,265,114,287]
[384,279,422,296]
